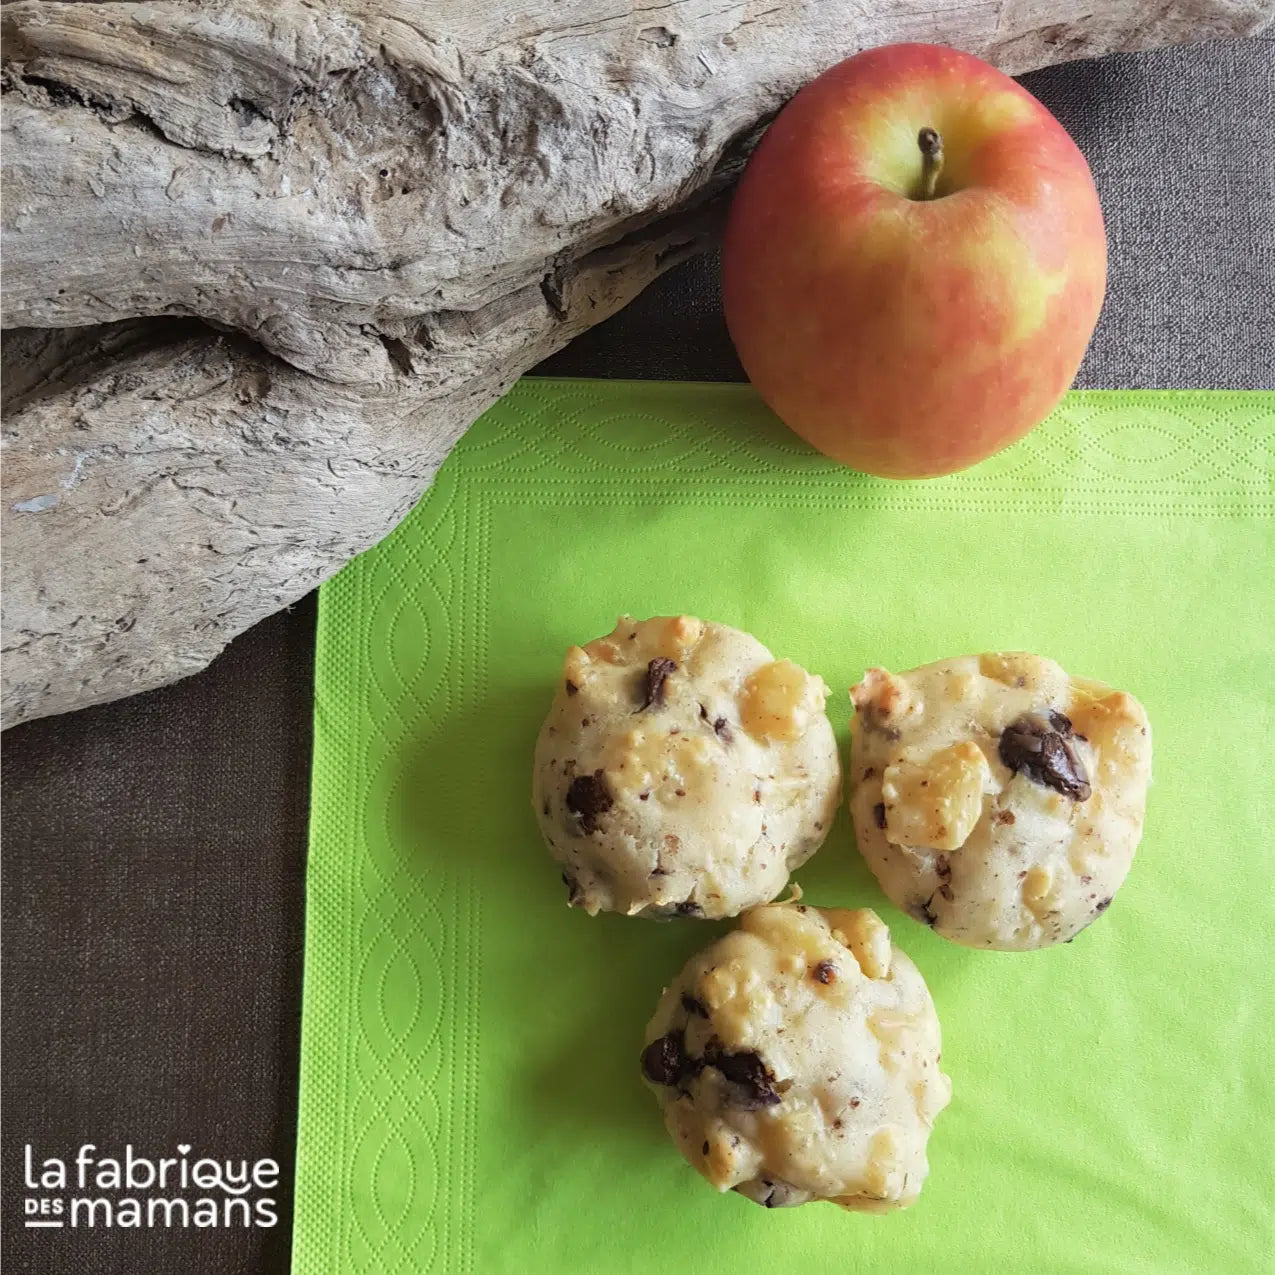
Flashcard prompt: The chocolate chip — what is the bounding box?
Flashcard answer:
[699,703,708,719]
[713,716,732,742]
[675,788,686,797]
[935,853,951,881]
[812,960,837,985]
[638,657,677,711]
[995,809,1016,825]
[702,1141,709,1156]
[912,899,938,927]
[565,770,612,834]
[1095,896,1112,912]
[640,1030,687,1086]
[703,1040,780,1109]
[639,790,650,801]
[565,679,578,696]
[873,802,887,830]
[681,993,709,1018]
[862,767,875,780]
[999,710,1092,801]
[675,900,702,917]
[848,1097,861,1109]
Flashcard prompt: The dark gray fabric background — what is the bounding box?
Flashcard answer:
[4,38,1273,1275]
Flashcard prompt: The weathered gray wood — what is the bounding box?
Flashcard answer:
[3,0,1271,725]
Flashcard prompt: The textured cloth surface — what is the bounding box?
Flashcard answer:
[297,382,1272,1275]
[3,39,1274,1275]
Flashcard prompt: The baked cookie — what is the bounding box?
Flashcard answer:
[848,653,1152,950]
[532,615,841,919]
[640,901,950,1211]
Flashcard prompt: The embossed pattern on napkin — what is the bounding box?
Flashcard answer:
[295,382,1273,1275]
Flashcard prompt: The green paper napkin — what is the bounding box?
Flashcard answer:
[295,382,1274,1275]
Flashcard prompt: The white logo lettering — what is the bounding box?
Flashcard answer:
[20,1144,280,1231]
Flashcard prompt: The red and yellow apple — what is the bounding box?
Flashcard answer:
[722,43,1106,478]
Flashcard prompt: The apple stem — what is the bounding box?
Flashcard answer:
[917,128,944,199]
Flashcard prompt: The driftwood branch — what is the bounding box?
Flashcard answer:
[3,0,1271,725]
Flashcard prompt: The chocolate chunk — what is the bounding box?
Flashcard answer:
[681,993,709,1018]
[702,1141,710,1156]
[713,716,732,742]
[675,900,702,917]
[699,703,708,720]
[638,657,677,711]
[912,899,938,927]
[999,710,1092,801]
[703,1040,781,1109]
[873,802,887,830]
[565,679,579,696]
[640,1030,687,1087]
[565,770,612,834]
[812,960,837,985]
[640,1028,707,1092]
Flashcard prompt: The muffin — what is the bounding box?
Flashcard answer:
[533,615,841,919]
[640,900,950,1210]
[849,652,1152,950]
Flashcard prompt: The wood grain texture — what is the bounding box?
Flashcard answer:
[3,0,1271,724]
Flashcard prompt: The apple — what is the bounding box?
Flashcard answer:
[722,43,1106,478]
